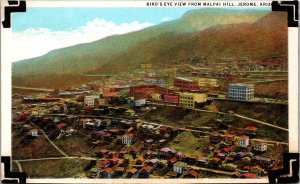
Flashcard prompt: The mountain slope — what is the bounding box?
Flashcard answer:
[12,9,268,76]
[94,12,287,73]
[12,10,287,89]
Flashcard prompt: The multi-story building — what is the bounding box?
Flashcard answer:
[144,78,165,87]
[84,95,100,107]
[198,78,218,87]
[174,77,199,91]
[228,83,254,100]
[253,141,268,151]
[179,93,207,109]
[131,85,171,100]
[239,135,250,147]
[163,93,180,104]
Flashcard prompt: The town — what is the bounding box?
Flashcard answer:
[12,56,288,179]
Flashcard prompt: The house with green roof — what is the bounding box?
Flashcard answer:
[173,161,188,174]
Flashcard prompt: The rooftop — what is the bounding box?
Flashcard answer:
[174,161,187,167]
[229,83,254,87]
[175,77,194,82]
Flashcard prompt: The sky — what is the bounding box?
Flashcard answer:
[11,7,200,62]
[11,7,270,62]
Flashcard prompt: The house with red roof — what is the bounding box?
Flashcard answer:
[223,133,235,144]
[242,173,257,178]
[57,122,67,130]
[183,169,198,178]
[138,165,154,178]
[245,125,258,135]
[210,157,221,165]
[101,167,114,178]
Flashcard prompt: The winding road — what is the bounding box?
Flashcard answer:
[148,102,288,132]
[14,156,100,162]
[13,86,54,92]
[234,113,288,132]
[13,160,23,172]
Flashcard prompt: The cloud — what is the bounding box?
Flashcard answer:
[162,16,171,22]
[11,19,154,62]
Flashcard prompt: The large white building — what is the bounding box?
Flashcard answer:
[228,83,254,101]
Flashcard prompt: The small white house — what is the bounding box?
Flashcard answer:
[134,99,146,107]
[80,119,93,129]
[122,133,134,145]
[173,161,187,174]
[28,129,38,137]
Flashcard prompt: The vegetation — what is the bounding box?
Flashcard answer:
[53,134,98,157]
[12,133,62,159]
[16,159,89,178]
[168,131,208,157]
[212,101,288,129]
[142,106,217,127]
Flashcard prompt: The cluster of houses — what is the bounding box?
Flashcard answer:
[11,58,284,179]
[87,130,275,179]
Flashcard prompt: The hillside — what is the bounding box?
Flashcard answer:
[87,11,287,73]
[12,9,287,89]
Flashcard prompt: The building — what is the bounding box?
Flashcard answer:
[98,98,107,106]
[102,92,118,99]
[179,92,207,109]
[198,78,218,87]
[220,163,238,171]
[135,99,146,106]
[163,93,180,104]
[253,142,268,151]
[250,166,266,177]
[223,133,235,144]
[84,95,100,107]
[122,133,134,144]
[140,63,152,69]
[239,135,249,147]
[144,78,165,87]
[228,83,254,100]
[131,99,146,107]
[131,85,171,100]
[173,161,187,174]
[27,129,38,137]
[174,77,199,91]
[151,93,162,101]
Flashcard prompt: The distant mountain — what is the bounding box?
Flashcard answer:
[12,9,287,89]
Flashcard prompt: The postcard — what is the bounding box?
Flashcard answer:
[1,0,299,183]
